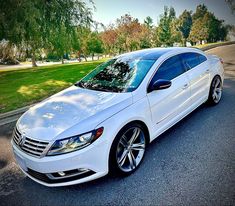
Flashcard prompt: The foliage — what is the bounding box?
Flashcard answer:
[177,10,193,45]
[189,19,209,44]
[156,6,176,46]
[0,2,232,64]
[0,0,93,66]
[144,16,154,29]
[87,32,103,60]
[100,25,118,55]
[189,5,228,44]
[225,0,235,14]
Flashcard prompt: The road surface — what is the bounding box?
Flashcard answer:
[0,45,235,206]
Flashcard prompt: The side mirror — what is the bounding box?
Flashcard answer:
[148,79,172,92]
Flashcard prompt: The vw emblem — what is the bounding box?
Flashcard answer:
[18,134,26,146]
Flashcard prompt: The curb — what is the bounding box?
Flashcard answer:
[0,105,32,126]
[199,41,235,51]
[1,41,235,126]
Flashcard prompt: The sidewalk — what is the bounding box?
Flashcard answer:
[0,60,80,72]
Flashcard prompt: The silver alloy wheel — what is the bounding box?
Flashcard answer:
[212,77,222,103]
[116,127,146,172]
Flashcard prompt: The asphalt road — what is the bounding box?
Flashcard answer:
[0,45,235,206]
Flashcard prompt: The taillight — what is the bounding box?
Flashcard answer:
[220,58,224,64]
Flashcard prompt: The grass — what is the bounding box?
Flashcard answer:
[0,59,107,113]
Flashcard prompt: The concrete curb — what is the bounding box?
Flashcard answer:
[1,41,235,126]
[199,41,235,51]
[0,105,32,126]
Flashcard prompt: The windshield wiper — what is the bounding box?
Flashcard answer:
[75,81,86,88]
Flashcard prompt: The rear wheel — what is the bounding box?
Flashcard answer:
[207,76,222,105]
[109,123,147,176]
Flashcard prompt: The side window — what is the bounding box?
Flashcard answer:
[198,53,207,64]
[181,52,207,70]
[181,52,200,69]
[150,55,185,84]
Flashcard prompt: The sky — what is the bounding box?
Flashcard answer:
[90,0,235,26]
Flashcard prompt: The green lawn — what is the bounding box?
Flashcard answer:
[0,60,106,113]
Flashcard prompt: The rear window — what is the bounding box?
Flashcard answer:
[181,52,207,70]
[198,53,207,64]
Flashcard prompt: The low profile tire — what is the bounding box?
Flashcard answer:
[207,75,223,105]
[109,123,147,176]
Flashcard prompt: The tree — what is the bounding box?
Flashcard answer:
[192,4,208,20]
[0,0,93,66]
[144,16,153,29]
[42,0,93,65]
[225,0,235,14]
[156,6,176,46]
[87,32,103,60]
[115,14,143,52]
[177,10,192,46]
[76,27,92,61]
[0,0,42,66]
[100,25,118,55]
[141,16,154,49]
[0,40,19,65]
[190,4,228,44]
[189,18,208,44]
[49,24,72,64]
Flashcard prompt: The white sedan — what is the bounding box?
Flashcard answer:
[12,47,224,187]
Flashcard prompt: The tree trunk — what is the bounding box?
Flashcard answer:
[183,38,187,47]
[32,53,37,67]
[84,55,87,62]
[97,55,99,60]
[61,56,64,64]
[92,53,94,61]
[78,51,81,62]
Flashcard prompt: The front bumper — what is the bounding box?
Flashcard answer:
[12,139,109,187]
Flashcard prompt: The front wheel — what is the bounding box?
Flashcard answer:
[109,123,147,176]
[207,75,223,105]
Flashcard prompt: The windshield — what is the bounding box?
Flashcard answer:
[75,58,155,92]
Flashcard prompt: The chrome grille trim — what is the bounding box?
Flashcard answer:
[13,127,50,158]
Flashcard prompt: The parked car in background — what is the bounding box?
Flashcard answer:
[12,47,224,187]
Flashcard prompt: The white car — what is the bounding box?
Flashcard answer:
[12,47,224,187]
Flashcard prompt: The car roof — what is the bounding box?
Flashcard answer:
[118,47,202,60]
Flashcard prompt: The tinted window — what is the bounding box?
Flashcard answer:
[198,53,207,64]
[181,52,207,70]
[150,55,185,84]
[181,52,200,69]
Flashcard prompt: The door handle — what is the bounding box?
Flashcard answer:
[182,84,188,89]
[205,69,210,74]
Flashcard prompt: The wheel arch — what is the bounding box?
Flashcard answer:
[211,74,222,83]
[118,120,150,144]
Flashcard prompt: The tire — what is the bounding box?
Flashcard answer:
[207,75,223,105]
[109,123,147,176]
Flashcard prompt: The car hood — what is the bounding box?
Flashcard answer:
[17,85,133,141]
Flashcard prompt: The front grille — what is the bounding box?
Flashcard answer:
[13,127,49,157]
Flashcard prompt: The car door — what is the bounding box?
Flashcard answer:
[180,52,210,104]
[147,54,191,132]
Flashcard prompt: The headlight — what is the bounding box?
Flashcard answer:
[47,127,104,156]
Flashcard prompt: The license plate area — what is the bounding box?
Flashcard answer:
[14,150,28,172]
